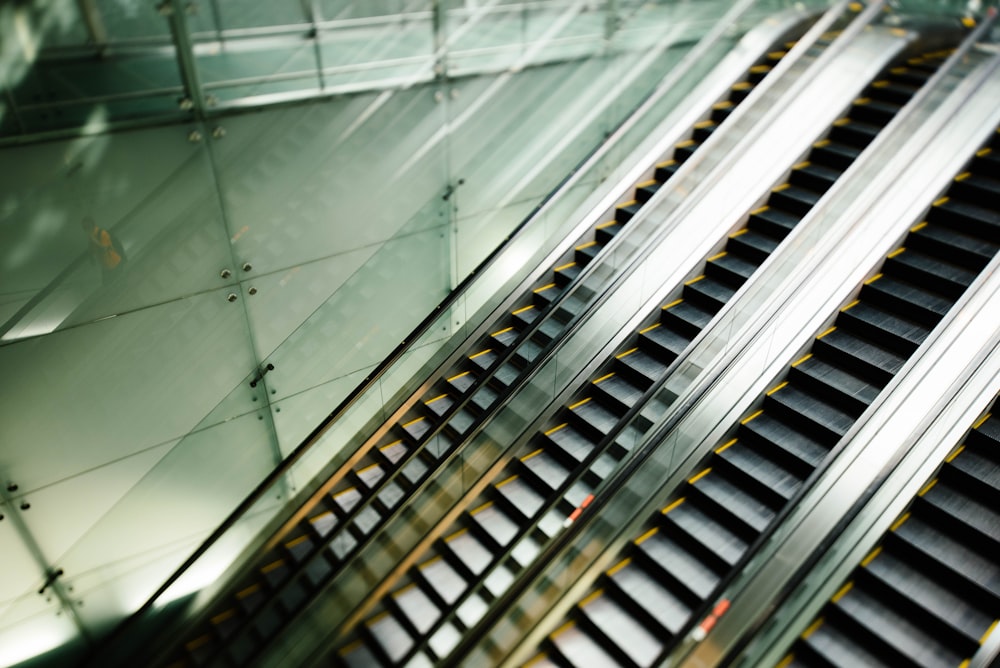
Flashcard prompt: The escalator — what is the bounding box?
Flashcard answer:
[162,38,799,668]
[329,51,956,668]
[528,120,999,668]
[782,400,1000,668]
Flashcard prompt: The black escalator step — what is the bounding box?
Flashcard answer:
[543,423,595,465]
[654,160,678,182]
[637,323,688,364]
[575,240,601,265]
[442,529,494,578]
[468,383,499,414]
[860,275,950,327]
[662,500,747,569]
[468,348,499,373]
[548,623,622,668]
[738,412,829,474]
[632,528,720,602]
[810,140,862,171]
[705,252,756,287]
[769,184,822,217]
[513,338,544,367]
[661,300,713,339]
[391,583,441,636]
[424,393,455,419]
[577,593,664,667]
[790,162,842,193]
[890,518,1000,604]
[918,482,1000,550]
[971,152,1000,178]
[683,275,737,312]
[710,100,734,124]
[689,469,775,534]
[491,361,521,391]
[886,247,977,298]
[813,328,905,387]
[747,63,772,84]
[446,370,476,395]
[693,121,718,143]
[849,98,900,127]
[352,504,383,536]
[674,139,699,163]
[973,415,1000,446]
[595,221,624,244]
[888,66,931,88]
[860,552,991,650]
[533,283,562,308]
[606,560,692,636]
[714,441,802,505]
[340,641,385,668]
[365,612,414,664]
[332,487,363,515]
[591,373,645,413]
[764,384,854,444]
[837,302,929,356]
[635,180,662,202]
[468,501,520,548]
[798,620,895,668]
[928,198,1000,242]
[868,80,920,106]
[520,449,571,491]
[445,407,476,439]
[727,228,780,264]
[355,463,387,491]
[728,81,754,104]
[828,118,881,149]
[489,326,519,350]
[946,447,1000,501]
[747,205,801,239]
[951,172,1000,208]
[616,200,642,223]
[568,397,621,440]
[495,475,545,520]
[830,586,963,668]
[615,347,669,388]
[511,305,540,329]
[789,355,879,416]
[416,556,467,606]
[553,261,581,287]
[910,221,998,267]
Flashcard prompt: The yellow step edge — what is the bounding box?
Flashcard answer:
[339,640,365,656]
[833,118,850,126]
[887,247,906,258]
[553,262,576,273]
[766,381,788,396]
[741,409,764,424]
[890,67,907,75]
[890,512,911,532]
[595,220,618,229]
[616,199,637,209]
[933,196,950,207]
[657,158,678,168]
[955,171,971,182]
[333,487,357,501]
[973,412,992,429]
[402,417,425,428]
[639,322,662,334]
[841,299,860,312]
[802,617,824,639]
[663,298,684,310]
[861,546,883,566]
[616,347,638,359]
[552,621,576,638]
[636,527,659,544]
[469,348,492,359]
[767,51,787,60]
[977,147,992,157]
[910,221,928,232]
[959,661,971,668]
[750,64,771,73]
[814,139,831,148]
[448,370,471,381]
[793,161,811,170]
[285,534,309,549]
[367,610,390,626]
[751,205,770,215]
[521,448,544,462]
[607,558,631,576]
[716,438,738,454]
[309,509,335,525]
[945,445,965,463]
[831,581,854,602]
[677,139,697,148]
[525,654,550,668]
[792,353,813,367]
[776,655,795,668]
[471,501,494,515]
[918,478,938,496]
[685,274,707,285]
[708,251,728,262]
[712,100,734,110]
[394,582,418,597]
[854,97,871,105]
[732,81,752,91]
[545,423,568,435]
[447,527,469,540]
[773,183,790,192]
[688,468,712,484]
[260,559,285,574]
[981,619,999,643]
[580,590,604,607]
[864,273,884,285]
[694,120,715,129]
[496,475,518,488]
[576,240,597,250]
[592,372,616,385]
[568,397,592,410]
[236,583,261,599]
[491,326,514,337]
[817,325,837,339]
[211,609,237,625]
[730,228,749,238]
[848,1,863,11]
[662,497,686,514]
[533,282,557,293]
[636,179,657,188]
[185,635,213,651]
[425,394,449,405]
[512,305,535,315]
[872,80,890,88]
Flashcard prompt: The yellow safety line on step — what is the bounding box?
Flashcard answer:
[854,97,871,105]
[974,412,992,429]
[662,497,686,514]
[945,445,965,463]
[776,655,795,668]
[636,179,657,188]
[817,326,837,339]
[639,323,662,334]
[773,183,790,192]
[768,51,787,60]
[962,16,976,27]
[708,251,728,261]
[447,370,471,382]
[402,417,425,428]
[890,67,907,75]
[581,590,604,606]
[340,640,365,656]
[841,299,859,312]
[545,423,568,435]
[471,501,494,515]
[802,617,824,638]
[694,120,715,129]
[890,512,911,531]
[793,161,811,170]
[185,635,212,651]
[716,438,738,454]
[888,247,906,258]
[607,558,631,576]
[831,582,854,602]
[496,475,518,488]
[636,527,658,544]
[833,118,850,126]
[677,139,696,148]
[592,373,615,385]
[552,621,576,638]
[910,221,928,233]
[553,262,576,273]
[211,609,237,625]
[616,347,638,359]
[491,326,513,337]
[285,535,308,549]
[617,199,637,209]
[688,468,712,484]
[861,546,882,566]
[731,228,749,238]
[750,64,771,73]
[865,273,884,285]
[848,1,862,10]
[521,448,544,461]
[237,584,260,599]
[657,158,678,168]
[310,509,335,526]
[533,282,556,293]
[664,298,684,310]
[751,205,770,215]
[977,147,992,157]
[260,559,285,574]
[732,82,752,91]
[918,478,938,496]
[933,196,950,206]
[713,100,734,109]
[981,619,999,643]
[685,274,707,284]
[512,305,534,315]
[568,397,591,410]
[741,409,764,424]
[595,220,618,229]
[576,240,597,250]
[469,349,492,359]
[814,139,831,148]
[872,80,889,88]
[955,172,971,181]
[766,381,788,396]
[792,353,813,367]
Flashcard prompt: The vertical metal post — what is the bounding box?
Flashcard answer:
[432,0,447,79]
[76,0,109,55]
[161,0,208,118]
[300,0,327,91]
